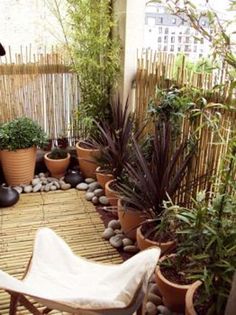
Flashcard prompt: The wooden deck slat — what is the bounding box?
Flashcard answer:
[0,189,122,314]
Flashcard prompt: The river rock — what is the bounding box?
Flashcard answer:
[33,183,42,192]
[38,172,45,178]
[99,196,109,205]
[47,177,59,183]
[41,178,48,185]
[146,301,157,315]
[76,183,89,190]
[85,192,95,201]
[108,219,121,230]
[24,185,33,193]
[50,185,57,191]
[149,283,162,297]
[92,196,98,204]
[32,178,40,186]
[53,181,60,189]
[44,184,51,192]
[123,245,139,253]
[157,305,172,315]
[88,181,100,192]
[85,178,95,184]
[114,229,123,235]
[109,235,123,248]
[147,293,162,306]
[94,188,104,197]
[61,183,71,190]
[102,228,115,240]
[13,186,23,194]
[122,238,133,246]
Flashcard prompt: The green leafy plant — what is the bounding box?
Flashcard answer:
[0,117,48,151]
[67,0,121,138]
[48,147,68,160]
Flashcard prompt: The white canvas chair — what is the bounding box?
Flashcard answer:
[0,227,161,315]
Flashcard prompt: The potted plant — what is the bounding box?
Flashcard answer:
[93,98,139,201]
[118,119,196,245]
[0,117,47,186]
[44,147,70,178]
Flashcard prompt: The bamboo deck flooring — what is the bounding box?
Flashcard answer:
[0,189,123,314]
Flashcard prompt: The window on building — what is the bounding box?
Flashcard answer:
[200,38,204,44]
[163,45,167,51]
[157,17,163,24]
[178,47,181,52]
[158,27,162,34]
[199,53,203,58]
[202,20,207,26]
[149,29,152,32]
[171,36,175,43]
[157,7,165,13]
[158,44,162,51]
[185,45,190,52]
[172,18,176,24]
[165,27,169,34]
[158,37,162,43]
[185,37,190,43]
[178,36,182,43]
[194,38,198,44]
[194,46,197,52]
[164,36,168,43]
[170,45,174,51]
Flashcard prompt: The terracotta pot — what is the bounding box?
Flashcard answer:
[117,199,147,241]
[136,226,176,255]
[96,167,114,189]
[76,142,100,179]
[105,179,120,207]
[1,147,37,186]
[185,281,202,315]
[155,255,192,313]
[44,152,70,179]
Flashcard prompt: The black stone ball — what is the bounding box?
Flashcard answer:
[64,169,84,188]
[0,186,19,207]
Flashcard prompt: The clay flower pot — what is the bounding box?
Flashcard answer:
[96,167,114,189]
[136,226,176,255]
[76,142,100,179]
[155,255,192,313]
[105,179,120,207]
[185,281,202,315]
[117,198,146,241]
[1,147,37,186]
[44,152,70,179]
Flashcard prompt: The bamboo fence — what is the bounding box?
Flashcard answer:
[0,46,79,143]
[135,50,236,204]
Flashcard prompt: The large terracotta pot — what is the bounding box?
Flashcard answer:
[96,167,114,189]
[105,179,120,207]
[76,142,100,179]
[185,281,202,315]
[44,152,70,179]
[155,255,193,313]
[136,226,176,255]
[118,199,147,241]
[1,147,37,186]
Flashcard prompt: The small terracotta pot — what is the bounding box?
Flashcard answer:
[105,179,120,207]
[76,142,100,179]
[44,152,70,179]
[185,281,202,315]
[136,226,176,255]
[96,167,114,189]
[155,255,193,313]
[118,199,147,241]
[1,147,37,186]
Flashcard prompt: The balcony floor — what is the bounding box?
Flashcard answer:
[0,189,122,314]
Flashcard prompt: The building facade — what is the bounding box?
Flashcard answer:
[144,4,211,61]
